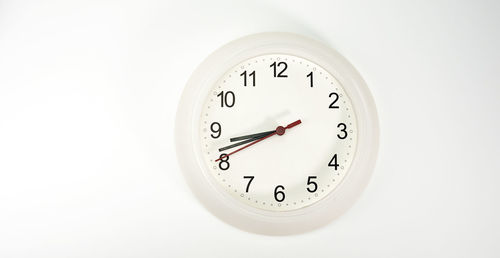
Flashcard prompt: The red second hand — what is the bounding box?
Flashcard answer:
[215,119,301,162]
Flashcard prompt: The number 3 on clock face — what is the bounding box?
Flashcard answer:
[176,33,379,235]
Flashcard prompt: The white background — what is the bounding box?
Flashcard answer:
[1,0,499,257]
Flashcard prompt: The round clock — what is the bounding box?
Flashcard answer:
[175,32,379,235]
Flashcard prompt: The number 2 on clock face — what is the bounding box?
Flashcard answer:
[200,54,357,211]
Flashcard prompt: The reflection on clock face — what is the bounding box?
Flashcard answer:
[199,54,357,211]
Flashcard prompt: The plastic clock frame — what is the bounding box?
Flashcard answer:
[175,32,379,235]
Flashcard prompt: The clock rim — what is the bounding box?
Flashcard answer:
[175,32,379,235]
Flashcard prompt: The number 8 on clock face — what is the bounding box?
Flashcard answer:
[176,33,379,234]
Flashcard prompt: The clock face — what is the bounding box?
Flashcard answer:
[177,33,379,234]
[199,54,357,211]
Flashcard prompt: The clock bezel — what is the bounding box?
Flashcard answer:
[175,32,379,235]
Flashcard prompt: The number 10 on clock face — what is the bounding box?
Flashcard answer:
[199,54,357,212]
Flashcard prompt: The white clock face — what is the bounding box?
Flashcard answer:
[199,54,357,211]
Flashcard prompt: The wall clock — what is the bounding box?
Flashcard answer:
[175,32,379,235]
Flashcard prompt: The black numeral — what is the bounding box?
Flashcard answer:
[218,154,230,170]
[307,176,318,193]
[307,72,313,87]
[337,123,347,139]
[329,93,339,108]
[243,176,254,192]
[328,154,339,170]
[240,71,255,86]
[217,91,235,107]
[274,185,285,202]
[270,62,288,77]
[210,122,221,138]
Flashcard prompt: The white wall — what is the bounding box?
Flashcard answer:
[1,0,499,257]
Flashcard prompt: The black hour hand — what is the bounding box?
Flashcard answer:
[229,130,275,142]
[219,130,275,152]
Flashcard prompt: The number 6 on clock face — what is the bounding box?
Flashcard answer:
[175,33,379,235]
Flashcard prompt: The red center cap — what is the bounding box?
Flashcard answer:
[276,126,286,136]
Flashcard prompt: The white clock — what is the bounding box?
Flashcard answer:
[175,32,379,235]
